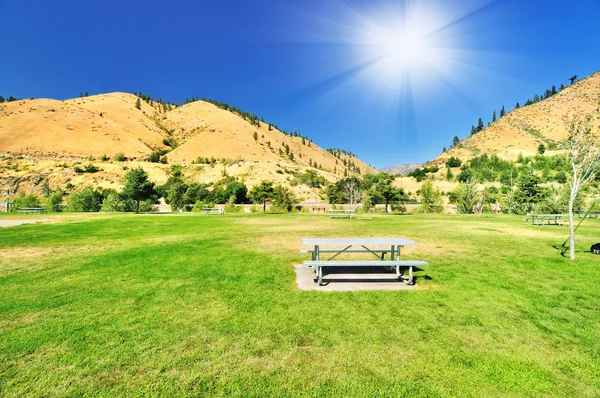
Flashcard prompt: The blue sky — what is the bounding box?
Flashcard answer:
[1,0,599,169]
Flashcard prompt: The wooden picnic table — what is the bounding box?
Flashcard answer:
[526,214,567,226]
[301,238,428,285]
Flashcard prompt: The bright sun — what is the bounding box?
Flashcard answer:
[375,25,436,76]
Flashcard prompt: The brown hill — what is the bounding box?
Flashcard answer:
[433,70,600,165]
[0,92,376,200]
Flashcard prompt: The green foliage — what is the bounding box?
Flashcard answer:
[122,167,156,213]
[537,144,546,155]
[453,181,480,214]
[290,170,327,188]
[446,157,462,168]
[114,152,126,162]
[418,181,443,213]
[100,154,108,161]
[67,187,103,212]
[272,185,297,212]
[249,181,276,212]
[45,191,64,212]
[135,98,141,110]
[12,192,41,211]
[74,163,100,174]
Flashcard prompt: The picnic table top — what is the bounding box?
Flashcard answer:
[301,237,419,246]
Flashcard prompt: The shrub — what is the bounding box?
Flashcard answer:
[148,152,160,163]
[67,187,102,212]
[114,152,126,161]
[45,191,64,212]
[100,154,108,161]
[12,192,41,211]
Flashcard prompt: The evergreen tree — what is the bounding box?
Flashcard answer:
[551,85,557,95]
[0,96,4,103]
[442,146,447,153]
[452,136,460,147]
[122,167,155,213]
[499,105,506,117]
[135,98,141,110]
[533,94,540,103]
[477,118,484,132]
[560,83,565,91]
[515,102,520,109]
[470,125,476,136]
[492,110,497,122]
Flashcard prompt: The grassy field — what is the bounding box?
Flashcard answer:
[1,212,599,396]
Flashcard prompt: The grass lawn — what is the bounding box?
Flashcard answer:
[1,212,599,396]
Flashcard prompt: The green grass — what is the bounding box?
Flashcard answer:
[1,213,599,396]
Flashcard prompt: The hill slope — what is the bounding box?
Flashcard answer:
[433,70,600,164]
[0,93,376,200]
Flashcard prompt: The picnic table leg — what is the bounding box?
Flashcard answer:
[313,245,319,273]
[403,267,414,285]
[317,266,323,285]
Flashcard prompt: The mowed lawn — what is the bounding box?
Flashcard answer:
[1,212,599,397]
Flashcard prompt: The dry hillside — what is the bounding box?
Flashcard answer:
[0,92,375,201]
[433,70,600,165]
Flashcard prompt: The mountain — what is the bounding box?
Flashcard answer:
[432,70,600,165]
[0,93,376,200]
[380,163,424,176]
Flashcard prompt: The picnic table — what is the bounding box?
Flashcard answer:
[329,209,355,219]
[525,214,567,226]
[301,237,428,285]
[201,208,224,215]
[577,210,600,218]
[16,207,47,214]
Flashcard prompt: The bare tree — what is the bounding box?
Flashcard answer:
[343,178,361,206]
[561,110,600,259]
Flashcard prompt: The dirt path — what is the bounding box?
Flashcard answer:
[0,219,46,228]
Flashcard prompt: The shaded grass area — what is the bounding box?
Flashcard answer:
[1,213,599,396]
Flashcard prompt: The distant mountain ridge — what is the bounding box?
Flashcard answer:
[380,163,424,175]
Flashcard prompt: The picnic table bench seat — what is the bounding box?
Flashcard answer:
[304,260,429,285]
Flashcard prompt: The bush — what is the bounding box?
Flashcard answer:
[12,192,41,211]
[100,154,109,161]
[446,157,462,168]
[148,152,161,163]
[45,191,64,212]
[67,187,102,212]
[114,152,126,161]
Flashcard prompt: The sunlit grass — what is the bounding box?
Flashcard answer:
[1,213,599,396]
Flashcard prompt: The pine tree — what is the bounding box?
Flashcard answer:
[515,102,520,109]
[135,98,141,110]
[442,146,447,152]
[551,85,557,95]
[470,125,476,136]
[452,136,460,147]
[477,118,484,132]
[492,110,497,122]
[500,105,506,117]
[560,83,565,91]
